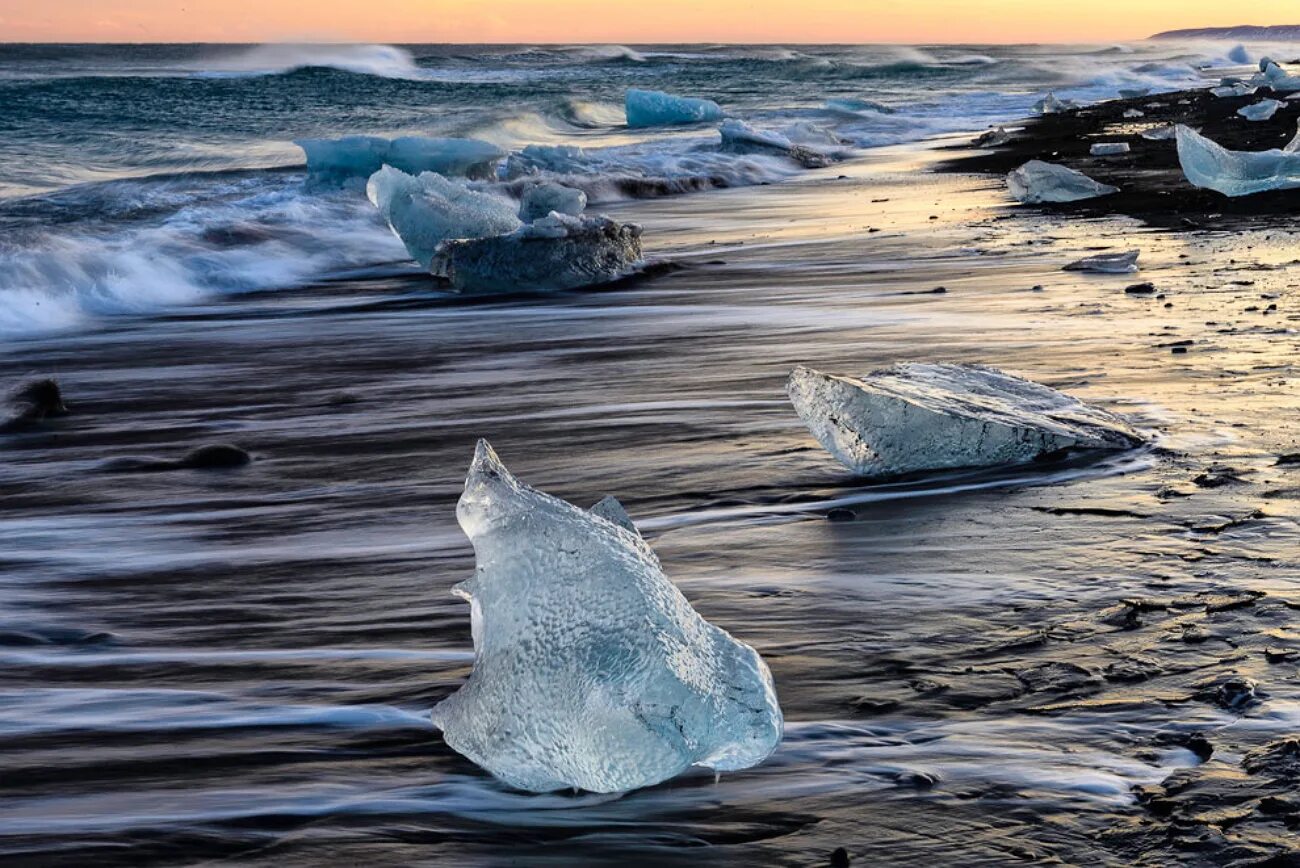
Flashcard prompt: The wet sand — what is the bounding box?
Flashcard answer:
[2,140,1299,866]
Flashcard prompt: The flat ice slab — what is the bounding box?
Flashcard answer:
[1175,123,1300,197]
[298,136,505,183]
[1063,250,1140,273]
[1007,160,1119,203]
[625,88,724,127]
[431,440,783,793]
[786,363,1144,478]
[1089,142,1131,156]
[1237,99,1283,121]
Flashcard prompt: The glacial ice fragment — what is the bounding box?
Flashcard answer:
[1006,160,1119,203]
[1227,44,1252,65]
[1211,82,1256,98]
[1119,87,1151,99]
[1238,99,1283,121]
[718,119,836,168]
[297,136,505,183]
[786,364,1144,478]
[1252,60,1300,93]
[366,166,521,270]
[974,127,1013,147]
[1175,124,1300,197]
[1063,250,1140,273]
[431,440,783,793]
[518,182,587,222]
[433,212,643,293]
[625,88,724,127]
[1032,93,1077,115]
[1123,109,1145,118]
[1089,142,1131,156]
[1141,125,1177,141]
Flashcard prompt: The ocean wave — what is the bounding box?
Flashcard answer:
[193,43,424,80]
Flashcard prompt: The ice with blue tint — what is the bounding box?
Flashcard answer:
[434,212,642,293]
[625,88,724,127]
[518,182,586,222]
[430,440,783,793]
[1228,44,1252,65]
[1238,99,1283,121]
[824,97,895,115]
[1032,92,1076,114]
[1175,123,1300,197]
[297,136,505,183]
[786,364,1144,478]
[365,166,520,270]
[1253,59,1300,92]
[1006,160,1119,203]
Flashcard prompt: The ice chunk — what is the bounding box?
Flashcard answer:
[1089,142,1131,156]
[1032,92,1077,115]
[974,126,1012,147]
[431,441,783,793]
[1253,60,1300,92]
[1175,124,1300,197]
[1006,160,1119,203]
[1141,125,1177,141]
[433,212,643,293]
[1238,99,1283,121]
[518,182,587,222]
[1122,108,1145,118]
[1118,87,1151,99]
[1211,82,1256,98]
[297,136,505,183]
[718,119,835,168]
[366,166,521,270]
[786,364,1144,478]
[625,88,724,127]
[824,97,895,115]
[1063,250,1140,273]
[1228,44,1252,65]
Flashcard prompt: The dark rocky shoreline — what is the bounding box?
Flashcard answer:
[938,87,1300,228]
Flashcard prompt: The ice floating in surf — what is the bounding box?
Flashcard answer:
[366,166,521,270]
[1006,160,1118,204]
[1063,250,1140,274]
[434,212,643,293]
[786,364,1143,478]
[518,182,587,222]
[1175,123,1300,197]
[1237,99,1283,121]
[718,119,837,168]
[625,88,724,127]
[431,440,783,793]
[824,97,895,115]
[1089,142,1130,156]
[297,135,505,183]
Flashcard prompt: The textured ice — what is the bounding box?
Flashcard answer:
[717,119,836,168]
[1089,142,1130,156]
[974,127,1013,147]
[1238,99,1282,121]
[1253,60,1300,93]
[1118,87,1151,99]
[1063,250,1140,273]
[786,364,1144,478]
[1211,82,1256,98]
[1141,125,1177,141]
[1122,108,1145,118]
[1032,92,1076,115]
[434,212,642,293]
[366,166,521,270]
[518,182,587,222]
[298,136,505,183]
[431,441,783,793]
[625,88,724,127]
[1175,124,1300,197]
[1006,160,1119,204]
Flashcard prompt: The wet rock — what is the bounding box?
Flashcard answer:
[1125,282,1157,295]
[1210,675,1261,710]
[1276,453,1300,466]
[2,377,68,432]
[826,507,856,522]
[1203,590,1265,612]
[1015,661,1102,693]
[849,696,900,715]
[1154,730,1215,762]
[830,847,851,868]
[1193,467,1249,488]
[101,444,253,473]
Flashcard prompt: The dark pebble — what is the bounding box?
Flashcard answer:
[827,507,856,522]
[831,847,851,868]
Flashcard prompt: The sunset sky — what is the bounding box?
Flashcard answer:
[2,0,1296,44]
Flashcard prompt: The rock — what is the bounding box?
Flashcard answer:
[1063,250,1140,273]
[2,378,68,432]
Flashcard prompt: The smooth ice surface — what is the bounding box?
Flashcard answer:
[518,183,587,222]
[430,441,783,793]
[1141,125,1177,141]
[1175,124,1300,197]
[625,88,724,127]
[1089,142,1130,156]
[1122,108,1145,118]
[297,136,505,183]
[786,364,1144,478]
[1237,99,1282,121]
[1006,160,1119,204]
[1118,87,1151,99]
[434,212,642,293]
[366,167,520,270]
[1211,83,1256,98]
[1253,60,1300,93]
[1063,250,1140,273]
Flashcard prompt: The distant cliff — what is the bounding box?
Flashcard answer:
[1150,24,1300,40]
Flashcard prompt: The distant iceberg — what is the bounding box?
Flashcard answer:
[786,364,1143,478]
[1175,123,1300,197]
[431,440,783,793]
[298,136,505,183]
[1006,160,1118,204]
[625,88,724,127]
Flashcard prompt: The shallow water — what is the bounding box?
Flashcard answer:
[4,43,1300,867]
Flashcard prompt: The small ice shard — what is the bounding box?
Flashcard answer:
[1228,44,1252,65]
[431,440,783,793]
[824,97,895,115]
[1122,108,1145,118]
[1119,87,1151,99]
[1141,125,1177,141]
[785,364,1144,478]
[1063,250,1140,273]
[1211,82,1256,98]
[1032,92,1077,115]
[518,182,587,222]
[625,88,724,127]
[974,126,1013,147]
[366,166,521,270]
[1089,142,1131,156]
[718,119,835,168]
[1175,123,1300,197]
[1006,160,1119,203]
[433,212,643,293]
[298,136,505,183]
[1238,99,1283,121]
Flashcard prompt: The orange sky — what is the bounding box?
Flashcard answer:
[1,0,1296,43]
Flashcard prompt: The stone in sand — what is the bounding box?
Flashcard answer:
[2,378,68,432]
[1006,160,1119,204]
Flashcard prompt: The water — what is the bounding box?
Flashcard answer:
[4,42,1300,866]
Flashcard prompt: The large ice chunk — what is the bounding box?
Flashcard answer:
[366,166,521,270]
[786,364,1144,478]
[434,212,643,293]
[431,441,783,793]
[1253,59,1300,93]
[518,182,587,222]
[1006,160,1119,203]
[1237,99,1283,121]
[625,88,724,127]
[297,136,505,183]
[1175,123,1300,197]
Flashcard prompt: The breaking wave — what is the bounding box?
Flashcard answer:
[195,43,424,79]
